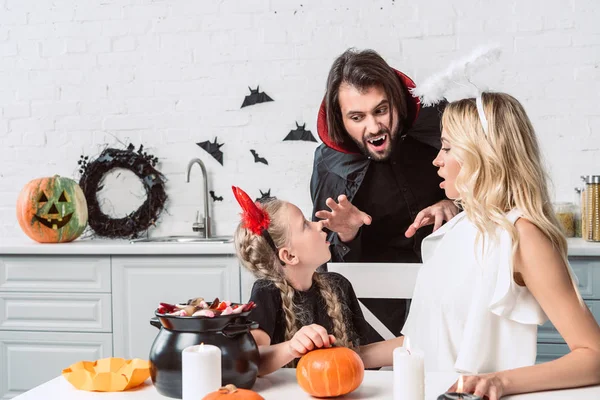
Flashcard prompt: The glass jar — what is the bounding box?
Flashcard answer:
[554,202,576,238]
[574,188,583,238]
[581,175,600,242]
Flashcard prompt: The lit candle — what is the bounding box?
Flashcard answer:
[182,343,222,399]
[393,336,424,400]
[436,375,482,400]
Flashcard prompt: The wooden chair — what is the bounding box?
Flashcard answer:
[328,262,422,341]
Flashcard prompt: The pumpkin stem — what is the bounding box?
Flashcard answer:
[218,384,238,394]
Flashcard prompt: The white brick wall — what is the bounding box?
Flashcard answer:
[1,0,599,240]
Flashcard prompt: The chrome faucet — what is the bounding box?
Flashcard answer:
[186,158,212,238]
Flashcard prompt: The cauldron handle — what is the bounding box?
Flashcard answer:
[150,317,162,329]
[221,320,259,338]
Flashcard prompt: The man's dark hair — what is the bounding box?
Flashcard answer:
[325,48,408,145]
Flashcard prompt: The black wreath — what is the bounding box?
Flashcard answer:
[78,144,167,239]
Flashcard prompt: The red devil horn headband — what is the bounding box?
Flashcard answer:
[232,186,270,235]
[232,186,280,257]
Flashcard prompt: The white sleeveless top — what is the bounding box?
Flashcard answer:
[401,210,548,374]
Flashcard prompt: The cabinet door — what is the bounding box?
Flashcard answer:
[536,343,570,364]
[0,331,112,400]
[0,256,111,293]
[0,293,111,332]
[111,255,240,359]
[568,257,600,300]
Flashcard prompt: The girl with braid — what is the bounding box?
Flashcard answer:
[232,186,370,376]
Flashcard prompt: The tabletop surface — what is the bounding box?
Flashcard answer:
[13,368,600,400]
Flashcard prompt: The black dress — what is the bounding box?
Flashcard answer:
[248,272,371,348]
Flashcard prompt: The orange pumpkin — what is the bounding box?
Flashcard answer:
[296,346,364,398]
[17,175,88,243]
[202,384,264,400]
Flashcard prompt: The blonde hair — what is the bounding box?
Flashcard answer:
[234,199,352,355]
[442,92,577,290]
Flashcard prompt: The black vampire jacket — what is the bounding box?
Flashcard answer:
[310,69,448,263]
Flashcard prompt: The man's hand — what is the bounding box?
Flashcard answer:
[405,199,459,238]
[314,195,372,243]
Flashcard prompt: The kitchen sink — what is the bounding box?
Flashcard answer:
[130,235,233,244]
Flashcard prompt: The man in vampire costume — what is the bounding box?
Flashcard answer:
[311,48,459,343]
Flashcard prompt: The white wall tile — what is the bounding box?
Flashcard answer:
[2,0,599,240]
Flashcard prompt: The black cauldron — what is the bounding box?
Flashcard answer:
[149,308,260,399]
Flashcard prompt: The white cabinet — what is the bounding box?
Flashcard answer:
[0,256,111,293]
[0,292,112,332]
[0,253,240,398]
[111,255,240,359]
[0,331,112,400]
[0,255,112,400]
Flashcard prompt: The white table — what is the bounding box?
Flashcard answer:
[13,369,600,400]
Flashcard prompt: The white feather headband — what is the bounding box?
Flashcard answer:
[410,45,502,135]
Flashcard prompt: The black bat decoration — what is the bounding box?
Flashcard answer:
[241,86,274,108]
[256,189,273,203]
[284,122,317,142]
[197,138,224,165]
[250,149,268,165]
[209,190,223,202]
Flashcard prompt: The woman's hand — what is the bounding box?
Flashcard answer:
[448,374,507,400]
[288,324,336,358]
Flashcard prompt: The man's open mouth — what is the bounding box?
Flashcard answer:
[33,213,73,230]
[366,134,388,151]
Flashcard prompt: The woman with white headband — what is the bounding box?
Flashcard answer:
[358,91,600,399]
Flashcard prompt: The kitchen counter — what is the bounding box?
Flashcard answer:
[0,238,236,255]
[0,237,598,256]
[566,238,600,257]
[13,368,600,400]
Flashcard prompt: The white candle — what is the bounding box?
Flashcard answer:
[393,336,424,400]
[182,343,222,399]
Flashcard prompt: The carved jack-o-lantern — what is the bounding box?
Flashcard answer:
[17,175,88,243]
